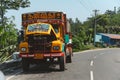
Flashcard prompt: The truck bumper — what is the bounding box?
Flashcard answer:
[19,52,64,58]
[19,53,65,64]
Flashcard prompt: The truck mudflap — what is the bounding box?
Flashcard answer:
[19,52,64,58]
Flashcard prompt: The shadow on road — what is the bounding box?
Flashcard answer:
[22,64,63,74]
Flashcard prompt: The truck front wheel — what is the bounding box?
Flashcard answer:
[22,58,30,72]
[59,56,65,71]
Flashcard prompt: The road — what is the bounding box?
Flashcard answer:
[5,48,120,80]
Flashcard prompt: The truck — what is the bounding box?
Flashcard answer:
[19,11,73,71]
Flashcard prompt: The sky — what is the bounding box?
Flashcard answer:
[6,0,120,30]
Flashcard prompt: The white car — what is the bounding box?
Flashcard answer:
[0,71,5,80]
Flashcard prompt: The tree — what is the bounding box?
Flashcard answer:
[117,7,120,14]
[0,0,30,26]
[96,15,110,27]
[72,18,82,35]
[105,10,115,15]
[0,0,30,62]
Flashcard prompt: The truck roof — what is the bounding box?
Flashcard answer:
[22,11,65,15]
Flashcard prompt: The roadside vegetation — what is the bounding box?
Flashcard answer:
[69,8,120,52]
[0,0,30,62]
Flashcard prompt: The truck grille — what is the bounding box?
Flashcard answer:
[27,35,52,54]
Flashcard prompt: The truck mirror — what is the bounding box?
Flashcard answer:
[18,30,24,42]
[20,30,24,36]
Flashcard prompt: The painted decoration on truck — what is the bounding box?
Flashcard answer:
[22,12,62,21]
[22,12,63,27]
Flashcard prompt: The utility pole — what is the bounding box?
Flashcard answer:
[93,9,99,46]
[114,6,116,14]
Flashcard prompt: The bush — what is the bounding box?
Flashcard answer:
[73,44,95,52]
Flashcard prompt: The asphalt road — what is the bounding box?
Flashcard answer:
[5,48,120,80]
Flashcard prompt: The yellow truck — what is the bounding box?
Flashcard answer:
[19,11,72,71]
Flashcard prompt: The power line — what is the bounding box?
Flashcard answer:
[78,0,91,13]
[82,0,95,11]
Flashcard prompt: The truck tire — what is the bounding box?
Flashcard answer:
[22,58,30,72]
[66,55,72,63]
[59,56,65,71]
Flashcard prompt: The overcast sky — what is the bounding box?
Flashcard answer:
[6,0,120,29]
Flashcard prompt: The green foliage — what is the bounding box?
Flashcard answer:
[110,14,120,26]
[0,17,18,62]
[96,14,110,27]
[0,0,30,25]
[0,0,30,10]
[69,7,120,52]
[105,10,115,15]
[69,18,94,52]
[0,0,30,62]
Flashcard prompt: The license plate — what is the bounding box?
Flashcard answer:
[34,54,43,59]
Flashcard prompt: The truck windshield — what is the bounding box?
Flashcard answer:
[27,24,49,32]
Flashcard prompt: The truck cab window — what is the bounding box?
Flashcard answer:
[28,26,34,31]
[52,24,59,33]
[27,24,49,32]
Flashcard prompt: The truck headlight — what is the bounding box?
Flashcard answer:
[21,47,26,52]
[53,46,60,50]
